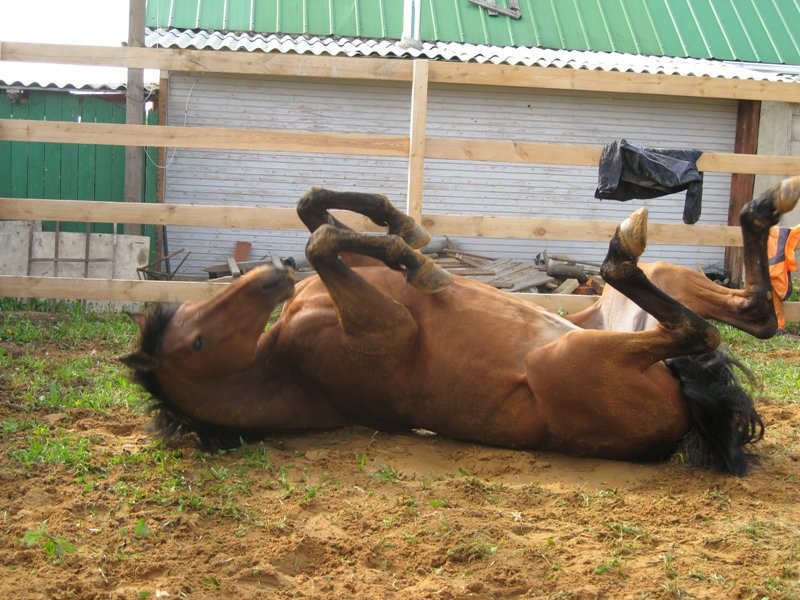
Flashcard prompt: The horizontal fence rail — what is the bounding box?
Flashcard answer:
[3,120,800,176]
[0,275,797,320]
[2,41,799,103]
[0,198,742,246]
[1,197,797,320]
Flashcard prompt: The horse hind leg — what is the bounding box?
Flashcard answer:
[734,176,800,334]
[297,187,431,249]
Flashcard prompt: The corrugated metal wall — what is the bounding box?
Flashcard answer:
[164,72,736,278]
[165,73,410,275]
[423,84,736,267]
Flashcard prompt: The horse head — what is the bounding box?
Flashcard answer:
[121,263,296,445]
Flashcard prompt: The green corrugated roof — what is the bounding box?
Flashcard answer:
[146,0,800,65]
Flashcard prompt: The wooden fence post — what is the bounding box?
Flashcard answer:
[725,100,761,286]
[124,0,145,236]
[407,59,429,224]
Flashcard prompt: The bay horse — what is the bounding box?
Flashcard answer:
[123,176,800,476]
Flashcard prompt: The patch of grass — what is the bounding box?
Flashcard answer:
[2,323,148,415]
[12,424,95,474]
[237,443,273,470]
[603,521,644,540]
[593,555,622,575]
[0,299,136,348]
[742,520,772,541]
[370,464,400,483]
[134,518,150,538]
[719,324,799,404]
[22,522,76,563]
[446,531,498,563]
[706,486,731,507]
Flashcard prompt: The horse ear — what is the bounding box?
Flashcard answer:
[119,351,158,372]
[126,311,147,331]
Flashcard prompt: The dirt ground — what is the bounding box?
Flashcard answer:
[1,326,799,599]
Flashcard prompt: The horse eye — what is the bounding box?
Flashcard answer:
[193,336,203,351]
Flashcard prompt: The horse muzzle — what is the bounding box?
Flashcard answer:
[243,263,296,301]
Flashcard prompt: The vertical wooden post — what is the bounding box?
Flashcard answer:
[155,71,169,267]
[124,0,145,236]
[724,100,761,286]
[406,59,429,224]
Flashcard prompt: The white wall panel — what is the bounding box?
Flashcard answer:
[164,73,738,278]
[165,74,410,276]
[423,85,737,269]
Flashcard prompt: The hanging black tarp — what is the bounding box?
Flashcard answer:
[595,139,704,224]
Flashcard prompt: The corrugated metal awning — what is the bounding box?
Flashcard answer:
[0,80,159,93]
[145,0,800,66]
[146,28,800,82]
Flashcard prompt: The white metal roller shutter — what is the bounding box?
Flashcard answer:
[164,73,411,277]
[424,84,738,268]
[164,73,738,277]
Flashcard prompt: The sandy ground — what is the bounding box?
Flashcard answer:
[1,330,798,599]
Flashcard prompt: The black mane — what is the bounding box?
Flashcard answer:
[122,304,251,450]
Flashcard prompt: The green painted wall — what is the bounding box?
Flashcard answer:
[0,91,158,261]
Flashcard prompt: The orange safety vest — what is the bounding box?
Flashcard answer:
[767,225,800,328]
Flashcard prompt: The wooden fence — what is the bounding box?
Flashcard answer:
[0,91,160,262]
[1,41,798,319]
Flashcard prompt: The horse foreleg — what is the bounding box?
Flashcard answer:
[297,187,431,248]
[304,225,452,336]
[600,208,722,364]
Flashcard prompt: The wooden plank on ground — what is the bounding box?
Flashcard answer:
[511,272,556,291]
[553,278,581,294]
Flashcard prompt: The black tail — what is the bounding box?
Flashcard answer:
[666,350,764,476]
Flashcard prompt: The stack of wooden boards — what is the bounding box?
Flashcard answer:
[204,238,604,296]
[424,240,604,295]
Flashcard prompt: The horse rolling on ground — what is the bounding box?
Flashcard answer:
[123,176,800,476]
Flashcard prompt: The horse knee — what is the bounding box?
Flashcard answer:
[382,235,411,264]
[305,224,339,266]
[671,316,721,355]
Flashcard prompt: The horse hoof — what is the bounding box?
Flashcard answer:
[406,260,453,293]
[392,221,431,250]
[776,176,800,215]
[618,207,648,259]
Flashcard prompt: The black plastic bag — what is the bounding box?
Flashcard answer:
[595,139,704,224]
